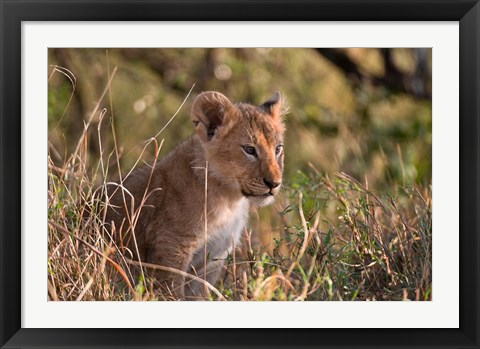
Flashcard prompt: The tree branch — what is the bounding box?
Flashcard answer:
[315,48,431,100]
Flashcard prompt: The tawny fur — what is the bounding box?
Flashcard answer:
[104,91,286,300]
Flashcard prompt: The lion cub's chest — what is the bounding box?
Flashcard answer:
[191,198,249,268]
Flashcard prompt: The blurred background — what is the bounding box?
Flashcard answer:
[48,48,431,188]
[48,48,432,249]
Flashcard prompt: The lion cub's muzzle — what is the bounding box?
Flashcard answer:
[267,183,282,196]
[263,178,279,195]
[241,178,282,198]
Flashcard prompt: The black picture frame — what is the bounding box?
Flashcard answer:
[1,1,479,348]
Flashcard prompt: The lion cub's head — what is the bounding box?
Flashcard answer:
[191,91,286,206]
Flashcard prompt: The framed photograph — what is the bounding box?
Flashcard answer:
[1,0,479,348]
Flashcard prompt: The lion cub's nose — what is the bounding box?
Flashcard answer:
[263,179,281,189]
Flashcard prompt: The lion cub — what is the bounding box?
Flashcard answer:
[105,91,286,300]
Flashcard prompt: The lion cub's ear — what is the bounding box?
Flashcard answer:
[191,91,235,142]
[260,91,287,120]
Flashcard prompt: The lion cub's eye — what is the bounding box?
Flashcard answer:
[275,145,283,155]
[242,145,257,157]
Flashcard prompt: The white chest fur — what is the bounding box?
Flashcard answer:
[191,198,249,268]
